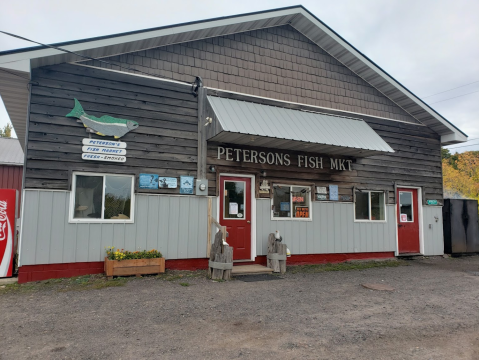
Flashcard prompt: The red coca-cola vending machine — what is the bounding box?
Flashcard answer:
[0,189,17,278]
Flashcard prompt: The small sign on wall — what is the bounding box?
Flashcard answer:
[81,153,126,162]
[316,186,327,194]
[426,200,438,205]
[81,138,127,163]
[139,173,159,189]
[329,185,339,201]
[82,146,127,156]
[180,176,194,194]
[316,194,327,201]
[159,177,178,189]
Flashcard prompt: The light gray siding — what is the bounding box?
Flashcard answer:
[422,206,444,256]
[256,199,396,256]
[20,190,209,266]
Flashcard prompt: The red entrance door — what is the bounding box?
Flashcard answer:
[219,176,251,260]
[397,188,420,254]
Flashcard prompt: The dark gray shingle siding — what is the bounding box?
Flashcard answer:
[85,25,419,124]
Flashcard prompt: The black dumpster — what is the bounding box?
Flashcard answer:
[443,199,479,254]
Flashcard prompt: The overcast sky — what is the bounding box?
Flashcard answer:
[1,0,478,153]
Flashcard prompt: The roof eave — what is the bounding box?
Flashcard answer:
[0,5,467,145]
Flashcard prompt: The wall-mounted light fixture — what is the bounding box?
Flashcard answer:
[209,165,216,172]
[204,117,213,127]
[261,170,267,177]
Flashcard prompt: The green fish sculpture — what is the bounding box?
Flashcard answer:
[66,98,139,139]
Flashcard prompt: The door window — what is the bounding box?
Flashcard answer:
[399,191,413,222]
[223,181,245,219]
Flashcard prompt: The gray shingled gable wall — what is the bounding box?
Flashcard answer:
[83,25,419,124]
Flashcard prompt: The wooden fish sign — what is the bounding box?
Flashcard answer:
[66,98,139,139]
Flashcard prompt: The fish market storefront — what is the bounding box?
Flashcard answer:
[0,7,467,282]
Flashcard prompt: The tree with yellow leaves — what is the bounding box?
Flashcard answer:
[442,150,479,211]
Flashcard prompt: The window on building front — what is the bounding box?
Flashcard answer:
[355,191,385,221]
[71,173,134,222]
[272,185,311,220]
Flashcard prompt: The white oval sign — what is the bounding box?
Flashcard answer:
[82,138,127,149]
[82,146,127,156]
[237,213,243,218]
[81,153,126,163]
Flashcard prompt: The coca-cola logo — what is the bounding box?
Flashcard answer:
[0,200,7,242]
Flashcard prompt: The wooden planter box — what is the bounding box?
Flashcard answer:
[104,257,165,279]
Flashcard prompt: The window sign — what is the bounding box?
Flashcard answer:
[400,214,408,222]
[139,174,159,189]
[272,185,311,220]
[229,202,239,215]
[295,206,309,218]
[158,177,178,188]
[280,202,290,211]
[179,176,194,194]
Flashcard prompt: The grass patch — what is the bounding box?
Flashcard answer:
[0,275,128,294]
[179,282,190,287]
[287,260,406,274]
[156,270,206,282]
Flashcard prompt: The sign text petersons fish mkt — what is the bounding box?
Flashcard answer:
[217,146,352,171]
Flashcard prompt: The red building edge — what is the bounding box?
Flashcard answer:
[16,252,395,283]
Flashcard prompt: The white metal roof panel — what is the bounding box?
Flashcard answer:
[207,96,394,157]
[0,137,24,165]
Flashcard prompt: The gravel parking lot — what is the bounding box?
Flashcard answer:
[1,256,479,360]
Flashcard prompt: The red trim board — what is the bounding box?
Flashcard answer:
[17,252,395,283]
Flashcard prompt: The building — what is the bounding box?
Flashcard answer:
[0,6,467,283]
[0,137,23,217]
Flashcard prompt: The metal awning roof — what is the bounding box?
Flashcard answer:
[206,96,394,157]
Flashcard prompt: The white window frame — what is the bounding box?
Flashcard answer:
[69,172,135,223]
[271,184,312,221]
[399,191,414,223]
[222,180,247,221]
[354,190,387,222]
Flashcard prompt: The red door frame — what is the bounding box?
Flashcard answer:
[219,175,253,261]
[396,187,421,254]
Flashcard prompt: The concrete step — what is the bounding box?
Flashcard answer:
[232,264,274,276]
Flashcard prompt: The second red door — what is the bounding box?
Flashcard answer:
[397,188,420,254]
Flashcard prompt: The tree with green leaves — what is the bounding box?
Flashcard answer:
[0,123,13,138]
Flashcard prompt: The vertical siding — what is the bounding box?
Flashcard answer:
[256,199,396,256]
[20,190,209,266]
[423,206,444,256]
[0,165,23,217]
